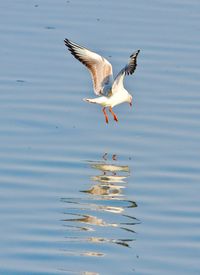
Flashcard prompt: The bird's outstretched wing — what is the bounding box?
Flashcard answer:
[112,50,140,94]
[64,39,113,95]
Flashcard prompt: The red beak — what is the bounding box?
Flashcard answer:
[130,101,132,107]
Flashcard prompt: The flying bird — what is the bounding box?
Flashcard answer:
[64,38,140,123]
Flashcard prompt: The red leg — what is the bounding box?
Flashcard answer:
[109,107,118,122]
[112,154,117,161]
[102,107,109,123]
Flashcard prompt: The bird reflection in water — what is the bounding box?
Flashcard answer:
[61,153,139,265]
[62,154,139,244]
[84,153,130,199]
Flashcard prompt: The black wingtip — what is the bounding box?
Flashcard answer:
[125,49,141,75]
[64,38,84,51]
[64,38,76,54]
[64,38,70,46]
[130,49,140,58]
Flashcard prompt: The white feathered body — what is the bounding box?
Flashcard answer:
[85,87,131,108]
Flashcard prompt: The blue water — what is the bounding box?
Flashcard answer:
[0,0,200,274]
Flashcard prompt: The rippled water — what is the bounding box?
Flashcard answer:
[0,0,200,274]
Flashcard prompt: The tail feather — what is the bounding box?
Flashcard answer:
[83,98,97,104]
[83,96,107,105]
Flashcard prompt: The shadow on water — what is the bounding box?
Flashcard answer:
[60,153,139,273]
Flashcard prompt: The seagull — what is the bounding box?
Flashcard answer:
[64,38,140,123]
